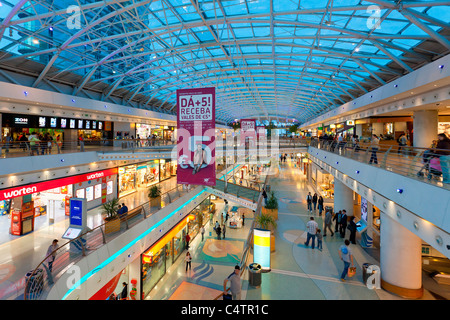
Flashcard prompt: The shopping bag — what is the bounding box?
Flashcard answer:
[348,267,356,278]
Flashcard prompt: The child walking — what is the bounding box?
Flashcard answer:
[316,229,323,251]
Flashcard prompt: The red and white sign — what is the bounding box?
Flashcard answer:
[89,271,122,300]
[176,87,216,186]
[0,168,118,201]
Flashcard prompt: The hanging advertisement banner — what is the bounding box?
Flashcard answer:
[176,87,216,186]
[240,119,257,146]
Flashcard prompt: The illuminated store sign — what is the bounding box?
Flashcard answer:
[0,168,118,201]
[14,117,29,125]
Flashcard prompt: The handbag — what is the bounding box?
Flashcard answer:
[223,293,232,300]
[348,267,356,278]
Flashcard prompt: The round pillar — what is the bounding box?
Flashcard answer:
[380,211,423,298]
[333,179,354,216]
[413,110,438,148]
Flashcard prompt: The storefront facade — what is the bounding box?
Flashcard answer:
[310,162,334,199]
[118,165,138,198]
[136,161,160,188]
[0,168,118,236]
[140,196,212,298]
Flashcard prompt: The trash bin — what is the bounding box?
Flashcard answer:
[248,263,262,287]
[362,263,373,284]
[25,268,44,300]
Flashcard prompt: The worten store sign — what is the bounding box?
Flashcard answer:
[0,168,118,201]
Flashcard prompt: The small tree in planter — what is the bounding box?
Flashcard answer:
[148,185,162,208]
[255,213,277,252]
[102,198,120,234]
[262,191,278,220]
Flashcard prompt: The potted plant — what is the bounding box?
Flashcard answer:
[255,213,277,252]
[148,185,162,208]
[262,191,278,220]
[102,198,120,234]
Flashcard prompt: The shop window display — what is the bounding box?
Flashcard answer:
[173,228,186,262]
[118,165,137,197]
[136,161,160,188]
[159,160,171,181]
[142,247,166,297]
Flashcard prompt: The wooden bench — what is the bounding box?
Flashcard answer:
[119,207,143,224]
[126,207,142,220]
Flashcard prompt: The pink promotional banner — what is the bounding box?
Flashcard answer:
[240,119,257,146]
[176,87,216,186]
[256,126,266,139]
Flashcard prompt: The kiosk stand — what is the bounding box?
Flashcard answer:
[62,198,90,252]
[10,196,35,236]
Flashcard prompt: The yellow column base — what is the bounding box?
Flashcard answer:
[381,278,423,299]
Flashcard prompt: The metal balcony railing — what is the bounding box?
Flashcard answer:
[310,139,450,189]
[23,183,195,300]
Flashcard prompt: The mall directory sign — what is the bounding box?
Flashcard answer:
[176,87,216,186]
[69,198,87,229]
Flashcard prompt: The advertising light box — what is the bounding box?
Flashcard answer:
[253,228,271,271]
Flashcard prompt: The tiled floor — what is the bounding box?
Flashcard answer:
[148,158,439,300]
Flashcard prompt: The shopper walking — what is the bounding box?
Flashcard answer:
[397,132,408,155]
[216,225,222,240]
[348,216,357,244]
[316,229,323,251]
[200,226,205,241]
[185,252,192,272]
[28,131,40,156]
[306,192,313,213]
[222,223,226,239]
[4,133,12,154]
[79,134,85,152]
[339,210,348,238]
[312,193,318,212]
[317,196,324,216]
[434,133,450,184]
[333,210,342,233]
[323,209,334,237]
[304,217,318,249]
[223,265,242,300]
[339,240,354,282]
[369,134,380,164]
[185,233,191,249]
[120,282,128,300]
[45,239,59,272]
[262,188,268,206]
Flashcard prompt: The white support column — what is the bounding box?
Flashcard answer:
[380,211,423,298]
[413,110,438,148]
[128,257,141,300]
[333,179,354,216]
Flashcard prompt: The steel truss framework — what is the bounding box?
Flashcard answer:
[0,0,448,124]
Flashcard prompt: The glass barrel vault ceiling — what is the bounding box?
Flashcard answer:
[0,0,448,124]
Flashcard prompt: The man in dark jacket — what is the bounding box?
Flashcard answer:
[339,210,348,238]
[348,216,357,244]
[333,210,341,233]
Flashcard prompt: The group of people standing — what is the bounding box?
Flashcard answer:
[306,192,324,215]
[303,206,358,282]
[7,131,62,156]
